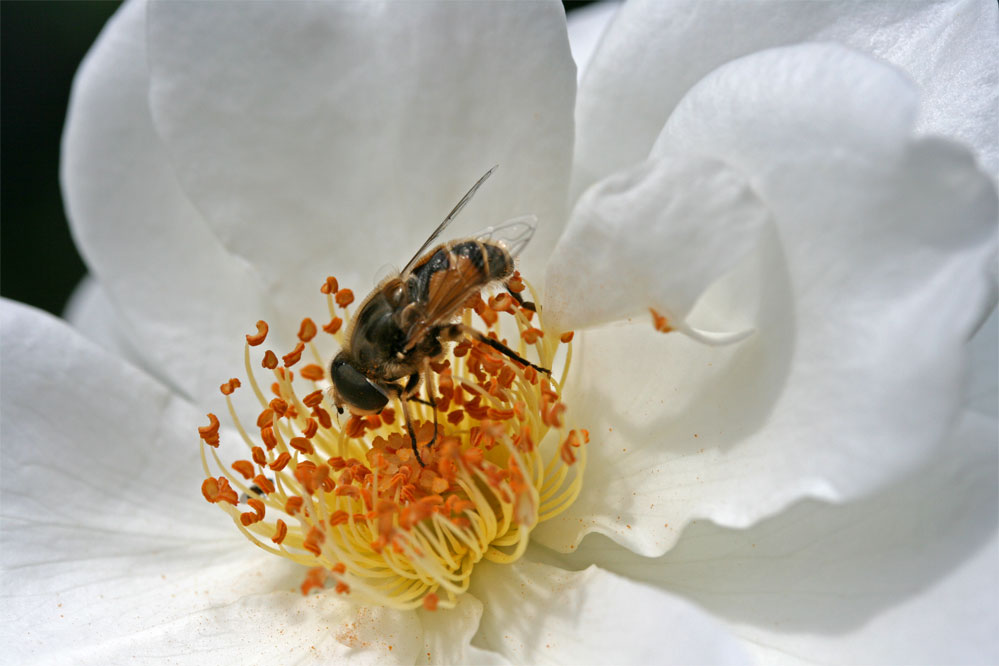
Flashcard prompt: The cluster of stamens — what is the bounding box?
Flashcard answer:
[199,274,586,611]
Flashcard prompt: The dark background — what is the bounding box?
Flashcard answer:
[0,1,599,316]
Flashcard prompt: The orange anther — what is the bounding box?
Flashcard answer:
[335,485,360,499]
[560,429,585,465]
[303,526,324,556]
[328,456,347,470]
[231,460,254,480]
[447,409,464,425]
[312,464,331,492]
[198,413,220,438]
[261,426,277,450]
[288,437,316,455]
[521,327,543,344]
[560,331,575,343]
[252,474,275,494]
[431,477,449,494]
[202,476,238,505]
[240,511,260,526]
[314,407,333,429]
[256,409,274,428]
[461,448,484,467]
[329,510,350,526]
[488,293,514,313]
[381,407,396,425]
[423,593,439,611]
[486,407,514,421]
[271,519,288,545]
[269,398,288,417]
[285,496,304,515]
[220,378,241,395]
[300,364,324,381]
[246,320,269,346]
[497,366,516,388]
[301,418,318,438]
[201,477,220,503]
[337,468,355,486]
[298,318,317,342]
[251,446,267,466]
[300,566,328,595]
[335,289,354,307]
[335,581,350,595]
[465,402,489,421]
[476,304,498,327]
[323,316,343,335]
[261,350,278,369]
[320,276,339,295]
[508,273,525,292]
[282,341,305,367]
[650,308,673,333]
[247,498,265,520]
[269,451,292,471]
[345,415,365,438]
[332,562,346,575]
[303,390,324,408]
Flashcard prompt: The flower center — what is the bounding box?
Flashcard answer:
[199,274,585,611]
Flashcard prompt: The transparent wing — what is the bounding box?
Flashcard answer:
[473,215,537,259]
[401,165,499,276]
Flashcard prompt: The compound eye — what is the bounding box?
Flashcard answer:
[331,356,389,413]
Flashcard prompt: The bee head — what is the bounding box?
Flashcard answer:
[330,351,389,415]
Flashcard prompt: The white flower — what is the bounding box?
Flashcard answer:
[2,0,996,664]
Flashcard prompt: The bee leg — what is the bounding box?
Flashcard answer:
[445,323,551,375]
[398,395,426,467]
[506,286,537,313]
[387,374,426,467]
[422,359,439,453]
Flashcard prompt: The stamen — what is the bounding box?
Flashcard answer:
[199,275,587,610]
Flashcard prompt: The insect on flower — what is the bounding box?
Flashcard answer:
[329,166,550,466]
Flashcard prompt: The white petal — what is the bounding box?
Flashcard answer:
[62,275,175,384]
[574,0,998,197]
[61,0,283,406]
[553,407,998,665]
[566,1,622,82]
[470,560,750,665]
[0,299,424,664]
[418,594,509,666]
[144,0,575,305]
[545,154,769,332]
[536,45,997,556]
[967,305,998,419]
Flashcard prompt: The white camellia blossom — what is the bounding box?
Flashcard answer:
[1,0,996,664]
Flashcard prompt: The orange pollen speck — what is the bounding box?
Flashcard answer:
[650,308,673,333]
[199,275,586,611]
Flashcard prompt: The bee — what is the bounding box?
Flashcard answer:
[329,166,548,466]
